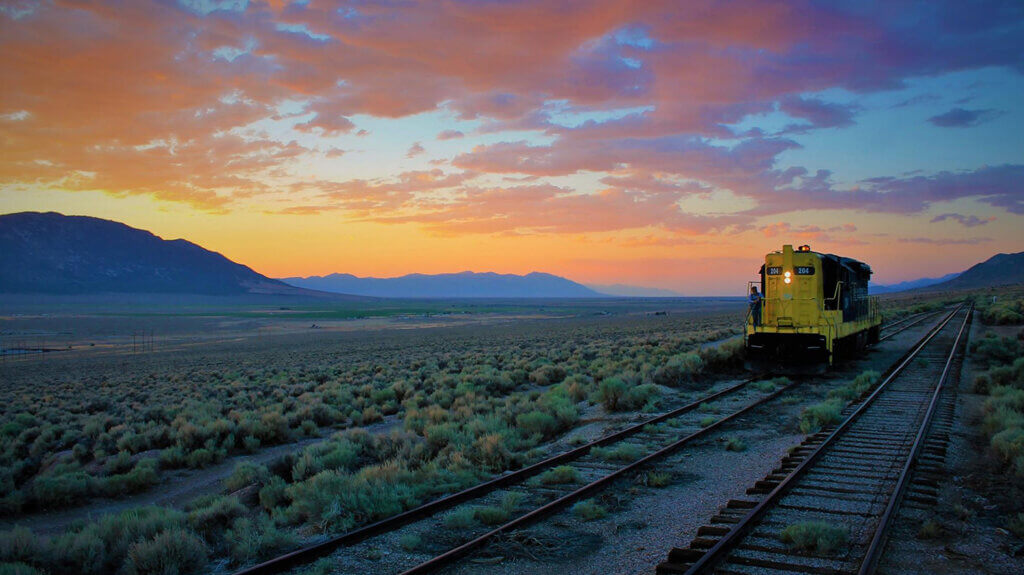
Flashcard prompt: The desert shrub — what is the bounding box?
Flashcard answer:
[360,406,384,425]
[724,437,747,452]
[398,534,421,552]
[799,399,844,433]
[159,446,188,469]
[1007,512,1024,538]
[974,373,993,394]
[530,364,567,386]
[978,295,1024,325]
[516,411,559,438]
[122,528,208,575]
[621,383,660,411]
[224,515,298,564]
[0,563,45,575]
[537,390,579,428]
[184,447,226,469]
[473,492,521,526]
[31,470,96,507]
[697,402,718,413]
[699,337,744,371]
[442,507,477,529]
[596,377,629,411]
[469,433,512,471]
[988,358,1024,390]
[779,521,847,554]
[828,371,879,402]
[972,335,1023,369]
[537,466,580,485]
[187,496,247,540]
[474,505,509,525]
[652,353,703,386]
[225,463,269,492]
[560,375,592,402]
[286,466,433,533]
[572,499,607,521]
[258,476,289,512]
[0,528,44,565]
[982,403,1024,437]
[991,427,1024,476]
[50,506,189,574]
[592,444,642,462]
[101,459,160,497]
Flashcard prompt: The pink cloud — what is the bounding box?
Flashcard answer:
[0,0,1020,224]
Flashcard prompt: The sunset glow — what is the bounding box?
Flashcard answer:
[2,1,1022,294]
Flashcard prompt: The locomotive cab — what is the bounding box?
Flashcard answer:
[745,244,880,374]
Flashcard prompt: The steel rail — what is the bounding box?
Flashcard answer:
[680,303,965,575]
[233,374,768,575]
[878,308,944,341]
[858,303,972,575]
[398,378,803,575]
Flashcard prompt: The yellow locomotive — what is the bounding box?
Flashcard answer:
[745,244,881,373]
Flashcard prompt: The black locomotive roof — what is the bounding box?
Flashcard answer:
[813,251,872,277]
[764,248,872,277]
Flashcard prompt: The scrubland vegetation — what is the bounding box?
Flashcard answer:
[967,289,1024,540]
[975,288,1024,325]
[797,371,879,434]
[0,309,744,573]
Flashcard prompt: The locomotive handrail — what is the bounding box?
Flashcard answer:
[825,280,843,310]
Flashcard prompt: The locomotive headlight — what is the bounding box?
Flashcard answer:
[784,271,791,278]
[784,277,792,284]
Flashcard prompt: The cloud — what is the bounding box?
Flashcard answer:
[929,213,996,227]
[777,96,858,133]
[745,164,1024,217]
[437,129,464,140]
[927,107,1003,128]
[760,222,858,243]
[406,142,425,158]
[295,100,357,134]
[360,183,750,235]
[0,0,1022,221]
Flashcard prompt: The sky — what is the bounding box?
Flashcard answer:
[1,0,1022,295]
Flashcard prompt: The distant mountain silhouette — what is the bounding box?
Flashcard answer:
[922,251,1024,291]
[0,212,337,296]
[870,272,961,294]
[282,271,605,298]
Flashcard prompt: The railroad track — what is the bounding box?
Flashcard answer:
[656,303,971,575]
[235,372,796,575]
[877,309,944,341]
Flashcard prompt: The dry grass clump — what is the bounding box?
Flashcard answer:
[798,399,844,434]
[779,521,847,554]
[536,465,580,485]
[571,499,607,521]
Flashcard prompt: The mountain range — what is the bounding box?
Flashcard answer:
[0,212,332,297]
[1,212,1019,298]
[920,251,1024,291]
[869,272,961,294]
[281,272,605,298]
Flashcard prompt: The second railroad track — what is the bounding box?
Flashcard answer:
[657,302,972,575]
